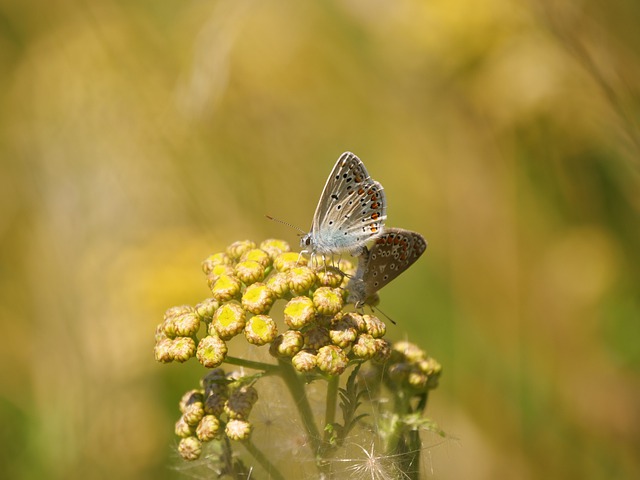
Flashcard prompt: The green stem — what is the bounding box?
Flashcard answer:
[242,439,286,480]
[324,375,339,434]
[224,356,280,374]
[276,360,321,449]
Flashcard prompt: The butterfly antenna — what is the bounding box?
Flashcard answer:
[265,215,306,235]
[372,305,396,325]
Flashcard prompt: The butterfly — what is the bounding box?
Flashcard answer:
[300,152,387,258]
[346,228,427,308]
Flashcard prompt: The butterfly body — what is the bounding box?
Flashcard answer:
[347,228,427,307]
[301,152,387,257]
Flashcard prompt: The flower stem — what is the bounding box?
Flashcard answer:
[276,360,321,448]
[242,438,286,480]
[324,375,339,432]
[224,356,280,374]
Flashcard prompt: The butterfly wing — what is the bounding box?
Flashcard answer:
[308,152,387,255]
[360,228,427,299]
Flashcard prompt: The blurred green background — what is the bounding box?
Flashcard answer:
[1,0,639,479]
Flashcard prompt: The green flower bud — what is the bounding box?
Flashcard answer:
[283,296,316,329]
[241,283,275,315]
[179,389,205,413]
[291,349,317,373]
[288,267,316,295]
[316,345,348,376]
[196,415,221,442]
[274,252,306,272]
[154,338,173,363]
[372,338,392,363]
[211,302,246,340]
[312,287,343,316]
[314,266,344,288]
[195,298,220,322]
[235,260,265,285]
[259,239,290,260]
[225,419,252,441]
[226,240,256,260]
[170,337,197,362]
[202,252,233,274]
[164,305,194,321]
[352,333,377,360]
[270,330,304,357]
[175,415,195,438]
[244,315,278,346]
[196,335,228,368]
[155,323,167,342]
[183,401,205,426]
[178,436,202,461]
[304,326,331,351]
[206,264,236,287]
[362,315,386,339]
[265,272,290,298]
[240,248,271,268]
[329,318,358,348]
[210,274,242,302]
[339,312,366,333]
[173,312,201,337]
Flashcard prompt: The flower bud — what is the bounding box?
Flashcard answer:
[226,240,256,260]
[270,330,304,357]
[265,272,290,298]
[235,260,265,285]
[173,312,201,337]
[304,326,331,351]
[202,252,232,274]
[314,266,344,288]
[194,298,220,322]
[274,252,306,272]
[211,302,246,340]
[288,266,317,295]
[316,345,348,376]
[170,337,197,362]
[352,334,377,360]
[259,239,290,260]
[178,436,202,461]
[291,349,317,373]
[329,319,358,348]
[240,248,271,268]
[196,415,221,442]
[210,274,242,302]
[283,296,316,329]
[196,335,228,368]
[179,389,204,413]
[244,315,278,346]
[313,287,343,316]
[154,338,173,363]
[175,415,195,438]
[225,419,252,441]
[362,315,386,339]
[241,283,275,315]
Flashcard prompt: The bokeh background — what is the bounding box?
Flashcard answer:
[1,0,639,479]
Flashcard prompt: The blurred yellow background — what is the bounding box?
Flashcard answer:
[1,0,639,478]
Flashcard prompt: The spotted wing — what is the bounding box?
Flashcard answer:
[360,228,427,298]
[310,152,387,254]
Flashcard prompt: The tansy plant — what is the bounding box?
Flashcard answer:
[154,239,443,479]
